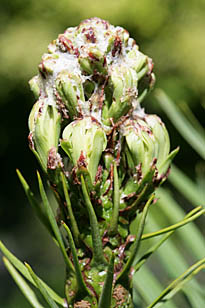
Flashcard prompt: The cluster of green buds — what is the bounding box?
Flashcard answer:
[28,18,177,307]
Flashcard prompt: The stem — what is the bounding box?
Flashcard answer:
[141,207,205,240]
[81,175,107,266]
[109,163,120,235]
[37,171,74,273]
[147,258,205,308]
[62,222,91,298]
[98,254,115,308]
[61,172,80,245]
[117,194,154,287]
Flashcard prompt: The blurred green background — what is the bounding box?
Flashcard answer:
[0,0,204,307]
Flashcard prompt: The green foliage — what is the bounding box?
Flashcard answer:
[2,258,45,308]
[0,241,65,306]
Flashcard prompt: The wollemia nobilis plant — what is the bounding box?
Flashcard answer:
[2,18,180,308]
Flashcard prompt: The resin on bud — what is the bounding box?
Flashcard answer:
[28,17,155,131]
[61,117,107,183]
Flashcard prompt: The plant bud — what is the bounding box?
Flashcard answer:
[55,71,85,120]
[145,114,170,167]
[28,99,61,171]
[105,65,138,124]
[29,76,41,99]
[38,53,59,76]
[123,114,170,176]
[79,46,108,75]
[61,117,107,182]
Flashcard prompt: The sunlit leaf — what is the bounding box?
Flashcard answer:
[147,258,205,308]
[0,241,66,307]
[25,263,59,308]
[3,257,44,308]
[155,89,205,159]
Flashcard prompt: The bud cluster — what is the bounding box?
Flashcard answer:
[28,18,177,306]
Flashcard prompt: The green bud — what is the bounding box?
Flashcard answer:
[105,66,138,124]
[55,71,85,120]
[28,100,61,171]
[127,46,147,73]
[89,46,107,74]
[29,76,41,99]
[28,101,40,132]
[103,153,115,171]
[106,35,116,54]
[145,115,170,166]
[83,79,95,99]
[61,117,107,183]
[127,46,155,101]
[78,57,93,75]
[123,114,170,176]
[79,46,107,75]
[38,53,59,75]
